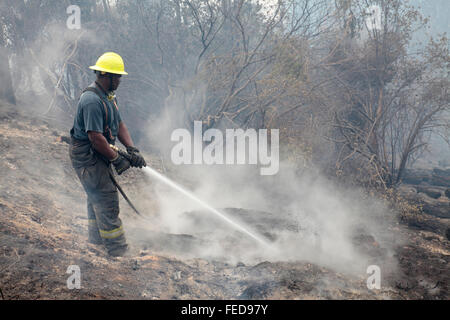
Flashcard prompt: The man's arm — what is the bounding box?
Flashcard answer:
[117,121,146,168]
[88,131,117,160]
[89,131,131,175]
[118,121,134,148]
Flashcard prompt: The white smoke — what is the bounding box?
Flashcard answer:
[127,97,401,277]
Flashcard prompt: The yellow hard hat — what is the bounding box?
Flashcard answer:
[89,52,128,75]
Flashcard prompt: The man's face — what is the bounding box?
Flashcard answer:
[111,74,121,91]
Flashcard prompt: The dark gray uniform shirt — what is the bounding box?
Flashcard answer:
[71,82,122,142]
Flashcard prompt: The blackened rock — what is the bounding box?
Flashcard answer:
[416,187,442,199]
[445,188,450,198]
[239,281,277,299]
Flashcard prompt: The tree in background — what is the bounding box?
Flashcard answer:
[0,1,16,104]
[326,0,449,188]
[0,0,448,188]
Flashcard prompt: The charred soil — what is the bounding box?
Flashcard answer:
[0,102,448,300]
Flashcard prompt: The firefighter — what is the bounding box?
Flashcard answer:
[69,52,146,257]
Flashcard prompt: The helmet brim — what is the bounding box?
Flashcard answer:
[89,65,128,75]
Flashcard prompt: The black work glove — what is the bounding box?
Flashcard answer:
[111,153,131,175]
[126,146,147,168]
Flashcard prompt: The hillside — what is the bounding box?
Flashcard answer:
[0,101,448,300]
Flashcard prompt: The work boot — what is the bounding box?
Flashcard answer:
[107,244,130,257]
[87,243,104,256]
[88,237,103,245]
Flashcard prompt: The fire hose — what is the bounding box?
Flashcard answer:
[109,144,142,216]
[110,145,272,248]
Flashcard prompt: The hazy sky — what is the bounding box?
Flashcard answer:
[411,0,450,35]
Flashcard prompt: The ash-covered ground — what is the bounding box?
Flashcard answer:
[0,101,448,299]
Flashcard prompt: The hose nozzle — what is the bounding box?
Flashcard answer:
[110,144,119,152]
[110,144,131,161]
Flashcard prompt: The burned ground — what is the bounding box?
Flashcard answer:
[0,102,448,300]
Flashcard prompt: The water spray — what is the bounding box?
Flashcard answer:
[142,166,272,249]
[110,145,273,249]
